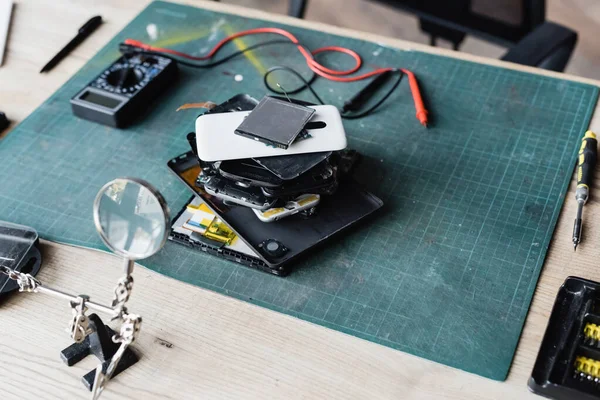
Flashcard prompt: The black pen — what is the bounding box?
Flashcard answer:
[40,15,102,73]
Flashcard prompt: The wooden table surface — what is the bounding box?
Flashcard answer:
[1,1,600,399]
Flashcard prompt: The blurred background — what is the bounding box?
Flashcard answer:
[221,0,600,80]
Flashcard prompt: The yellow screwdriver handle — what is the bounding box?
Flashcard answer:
[577,130,597,192]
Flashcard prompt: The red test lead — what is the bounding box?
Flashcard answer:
[124,27,429,126]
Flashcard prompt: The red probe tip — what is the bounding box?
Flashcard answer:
[417,110,429,127]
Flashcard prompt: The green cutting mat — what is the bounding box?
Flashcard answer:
[1,1,597,380]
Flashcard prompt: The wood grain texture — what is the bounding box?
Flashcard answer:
[0,1,599,399]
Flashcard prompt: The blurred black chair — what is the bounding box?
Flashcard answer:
[287,0,577,72]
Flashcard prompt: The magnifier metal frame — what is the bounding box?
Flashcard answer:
[92,177,170,261]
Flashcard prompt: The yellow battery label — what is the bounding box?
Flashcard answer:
[262,207,286,218]
[297,195,319,206]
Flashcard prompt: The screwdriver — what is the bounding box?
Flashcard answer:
[573,130,597,251]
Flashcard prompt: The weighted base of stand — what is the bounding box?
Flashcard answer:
[60,313,139,391]
[81,350,138,391]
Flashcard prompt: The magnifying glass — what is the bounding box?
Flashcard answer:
[93,178,170,276]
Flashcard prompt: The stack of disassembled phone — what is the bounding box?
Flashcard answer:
[167,94,383,275]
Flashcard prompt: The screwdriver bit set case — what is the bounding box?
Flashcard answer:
[530,276,600,399]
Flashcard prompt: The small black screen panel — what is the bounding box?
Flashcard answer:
[80,91,123,109]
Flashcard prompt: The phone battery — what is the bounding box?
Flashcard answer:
[234,96,315,149]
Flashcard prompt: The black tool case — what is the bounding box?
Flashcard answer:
[529,276,600,399]
[0,221,42,296]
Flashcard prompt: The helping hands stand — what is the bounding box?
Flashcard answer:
[0,263,142,399]
[0,178,170,400]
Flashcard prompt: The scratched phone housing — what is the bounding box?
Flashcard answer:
[529,276,600,400]
[167,151,383,273]
[0,222,42,296]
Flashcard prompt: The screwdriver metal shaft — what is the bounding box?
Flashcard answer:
[572,131,597,251]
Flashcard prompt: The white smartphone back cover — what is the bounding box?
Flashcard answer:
[195,105,347,161]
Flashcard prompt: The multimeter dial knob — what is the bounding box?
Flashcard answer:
[94,61,151,95]
[106,67,144,89]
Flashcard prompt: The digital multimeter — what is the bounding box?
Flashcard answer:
[70,53,178,128]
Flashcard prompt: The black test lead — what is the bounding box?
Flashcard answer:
[572,130,597,251]
[341,70,394,113]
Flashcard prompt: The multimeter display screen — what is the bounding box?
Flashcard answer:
[80,91,123,109]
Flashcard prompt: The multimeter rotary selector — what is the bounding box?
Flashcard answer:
[71,53,178,128]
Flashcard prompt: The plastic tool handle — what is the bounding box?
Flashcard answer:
[577,130,597,194]
[342,70,393,113]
